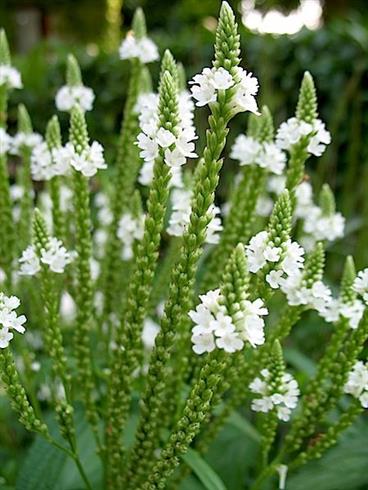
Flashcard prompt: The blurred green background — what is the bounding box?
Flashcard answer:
[1,2,368,489]
[1,0,368,253]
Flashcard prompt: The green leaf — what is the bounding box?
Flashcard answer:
[181,449,226,490]
[16,409,102,490]
[288,418,368,490]
[284,348,316,376]
[228,412,261,442]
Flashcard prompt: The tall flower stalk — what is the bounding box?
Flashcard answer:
[69,105,102,449]
[121,2,260,486]
[0,30,17,287]
[104,49,180,489]
[101,8,155,323]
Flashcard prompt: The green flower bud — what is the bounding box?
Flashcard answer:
[132,7,147,40]
[296,71,318,123]
[66,54,82,87]
[319,183,335,216]
[0,29,11,65]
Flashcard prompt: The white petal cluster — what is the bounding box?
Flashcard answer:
[189,289,268,355]
[246,231,305,289]
[250,369,300,421]
[117,212,145,260]
[0,128,11,155]
[167,188,191,237]
[230,135,286,175]
[303,206,345,244]
[19,238,74,276]
[190,66,259,115]
[353,269,368,304]
[0,293,26,348]
[280,272,336,320]
[95,192,113,227]
[10,132,42,155]
[119,33,159,64]
[276,117,331,157]
[31,142,70,181]
[53,141,107,177]
[293,181,345,251]
[136,90,197,183]
[167,188,222,244]
[55,85,95,112]
[338,300,365,329]
[0,64,22,89]
[344,361,368,408]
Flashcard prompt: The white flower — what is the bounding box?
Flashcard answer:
[119,33,159,64]
[0,64,22,89]
[19,245,41,276]
[156,128,176,148]
[164,147,186,167]
[307,119,331,156]
[136,89,197,180]
[344,361,368,408]
[250,369,299,421]
[259,143,286,175]
[267,175,286,195]
[167,190,221,244]
[246,231,269,273]
[137,133,158,162]
[60,291,76,323]
[206,205,223,244]
[216,330,243,353]
[167,188,191,237]
[198,289,223,314]
[276,117,313,150]
[10,132,42,155]
[191,332,216,354]
[353,269,368,304]
[231,68,259,114]
[276,117,331,157]
[189,289,268,355]
[55,85,95,112]
[263,245,281,263]
[230,135,261,166]
[266,269,284,289]
[281,240,305,276]
[303,206,345,243]
[190,67,217,106]
[40,237,75,273]
[117,212,145,260]
[256,196,273,217]
[138,159,154,186]
[142,318,160,350]
[0,293,26,348]
[31,142,70,181]
[19,238,74,275]
[57,141,107,177]
[190,66,258,113]
[211,67,234,90]
[0,128,11,155]
[339,300,365,329]
[295,181,314,219]
[0,328,13,348]
[211,311,234,336]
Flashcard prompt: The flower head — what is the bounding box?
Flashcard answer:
[55,85,95,112]
[0,293,26,348]
[0,64,22,89]
[250,369,300,421]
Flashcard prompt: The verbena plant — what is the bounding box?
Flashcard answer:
[1,3,368,489]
